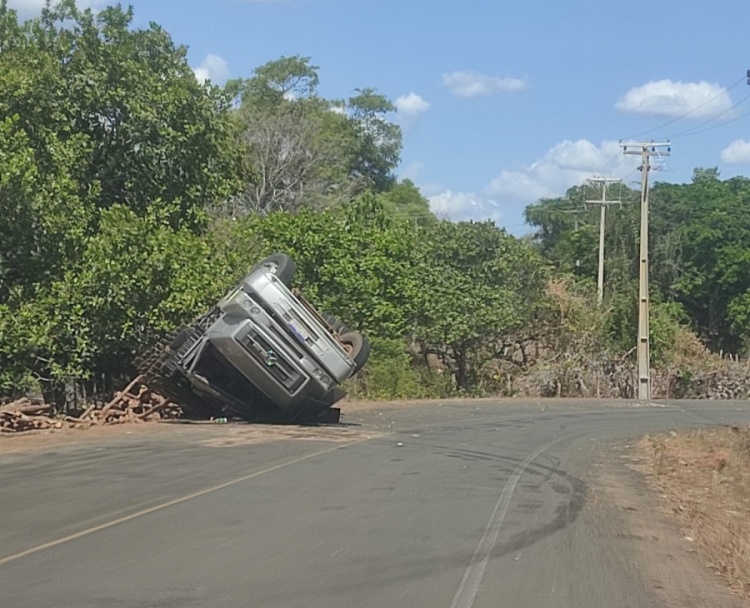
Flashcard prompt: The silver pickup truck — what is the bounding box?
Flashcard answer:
[136,254,370,423]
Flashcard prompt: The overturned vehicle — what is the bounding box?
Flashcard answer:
[136,254,370,423]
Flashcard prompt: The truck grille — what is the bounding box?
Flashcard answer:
[238,328,305,394]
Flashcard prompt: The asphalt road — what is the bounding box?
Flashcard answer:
[1,399,749,608]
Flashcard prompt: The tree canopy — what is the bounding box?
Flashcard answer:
[2,1,748,407]
[525,171,750,353]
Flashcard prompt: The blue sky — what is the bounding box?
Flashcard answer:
[10,0,750,234]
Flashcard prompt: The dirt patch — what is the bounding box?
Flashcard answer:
[198,424,383,448]
[0,420,176,454]
[0,419,384,454]
[590,444,747,607]
[638,426,750,603]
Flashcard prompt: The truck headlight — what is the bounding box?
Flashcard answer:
[313,368,332,388]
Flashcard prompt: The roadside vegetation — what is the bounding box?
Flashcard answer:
[641,426,750,600]
[2,1,750,411]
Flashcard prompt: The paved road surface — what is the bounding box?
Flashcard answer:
[1,399,749,607]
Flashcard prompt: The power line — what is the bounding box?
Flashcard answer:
[597,151,623,174]
[667,91,750,138]
[670,106,750,139]
[620,76,746,141]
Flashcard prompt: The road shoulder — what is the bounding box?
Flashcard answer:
[589,441,746,608]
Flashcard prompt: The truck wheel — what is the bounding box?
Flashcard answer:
[170,328,191,350]
[322,312,350,335]
[250,253,296,287]
[339,331,371,375]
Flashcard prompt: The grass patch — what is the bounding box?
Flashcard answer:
[641,425,750,599]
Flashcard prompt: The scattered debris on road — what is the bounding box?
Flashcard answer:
[0,376,183,434]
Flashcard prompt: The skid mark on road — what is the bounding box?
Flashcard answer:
[449,435,566,608]
[0,440,365,568]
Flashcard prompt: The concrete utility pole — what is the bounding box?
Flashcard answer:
[585,177,621,305]
[621,141,671,401]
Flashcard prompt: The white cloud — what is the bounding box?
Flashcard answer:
[415,139,643,229]
[442,70,528,98]
[428,190,502,223]
[395,93,429,131]
[7,0,105,18]
[721,139,750,164]
[395,93,429,117]
[615,79,733,118]
[484,139,639,207]
[193,54,230,86]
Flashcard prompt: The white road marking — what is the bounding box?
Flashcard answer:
[449,436,566,608]
[0,442,361,567]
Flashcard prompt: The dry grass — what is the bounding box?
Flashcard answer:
[641,426,750,599]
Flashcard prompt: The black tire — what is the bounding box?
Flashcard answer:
[169,328,191,350]
[321,312,350,335]
[339,331,371,375]
[250,253,296,287]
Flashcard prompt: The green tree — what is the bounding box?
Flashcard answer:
[1,1,238,232]
[224,56,403,216]
[416,221,547,391]
[650,176,750,351]
[232,194,422,340]
[381,179,437,227]
[525,172,750,355]
[0,1,240,402]
[347,88,402,191]
[227,55,320,107]
[524,183,640,279]
[227,100,357,215]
